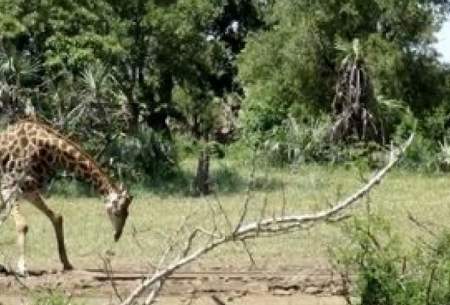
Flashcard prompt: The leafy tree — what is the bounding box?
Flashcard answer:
[0,0,261,187]
[238,0,450,140]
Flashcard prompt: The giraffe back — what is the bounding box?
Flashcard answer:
[0,119,116,194]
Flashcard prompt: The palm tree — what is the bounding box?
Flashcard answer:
[0,46,40,124]
[331,39,382,143]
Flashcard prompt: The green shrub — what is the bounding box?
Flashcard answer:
[398,133,437,172]
[332,213,450,305]
[212,163,246,193]
[257,115,333,166]
[104,126,178,183]
[422,105,450,144]
[250,114,395,169]
[436,140,450,172]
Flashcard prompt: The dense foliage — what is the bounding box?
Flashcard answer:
[1,0,450,189]
[239,0,450,132]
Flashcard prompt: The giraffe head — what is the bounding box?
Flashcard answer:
[105,184,133,242]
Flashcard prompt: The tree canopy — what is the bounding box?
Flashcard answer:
[1,0,450,184]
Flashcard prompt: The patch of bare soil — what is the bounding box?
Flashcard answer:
[0,266,349,305]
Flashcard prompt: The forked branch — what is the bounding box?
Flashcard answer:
[121,134,414,305]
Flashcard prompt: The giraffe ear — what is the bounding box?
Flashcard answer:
[125,195,133,207]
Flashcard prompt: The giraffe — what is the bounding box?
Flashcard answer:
[0,118,133,275]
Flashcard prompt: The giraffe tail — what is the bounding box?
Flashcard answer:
[0,199,13,227]
[0,183,20,227]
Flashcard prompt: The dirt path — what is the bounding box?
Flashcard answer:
[0,267,349,305]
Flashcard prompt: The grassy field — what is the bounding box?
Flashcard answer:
[1,158,450,272]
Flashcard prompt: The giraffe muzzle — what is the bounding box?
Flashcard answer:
[114,230,123,242]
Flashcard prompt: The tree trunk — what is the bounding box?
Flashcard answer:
[123,89,140,133]
[193,145,211,196]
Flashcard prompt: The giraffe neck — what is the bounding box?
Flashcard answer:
[0,120,119,198]
[54,139,117,196]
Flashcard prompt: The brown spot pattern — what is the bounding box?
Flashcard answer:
[0,120,115,194]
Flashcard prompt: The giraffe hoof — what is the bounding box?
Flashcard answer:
[16,263,28,277]
[63,264,74,271]
[15,269,29,277]
[0,263,8,274]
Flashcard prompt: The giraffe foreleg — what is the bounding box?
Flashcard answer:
[25,192,73,271]
[12,204,28,276]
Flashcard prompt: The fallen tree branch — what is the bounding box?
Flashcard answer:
[121,133,414,305]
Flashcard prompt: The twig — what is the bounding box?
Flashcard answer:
[340,271,352,305]
[240,239,257,268]
[10,263,30,291]
[211,295,226,305]
[102,255,122,302]
[120,133,414,305]
[426,265,437,305]
[212,192,233,233]
[234,148,257,234]
[281,181,287,217]
[100,254,123,302]
[407,212,438,237]
[237,133,413,238]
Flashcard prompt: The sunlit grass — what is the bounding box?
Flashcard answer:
[1,158,449,272]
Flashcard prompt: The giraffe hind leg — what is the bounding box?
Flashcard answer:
[25,192,73,271]
[11,203,28,276]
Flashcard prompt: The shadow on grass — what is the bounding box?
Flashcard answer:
[133,163,284,197]
[137,168,194,196]
[212,165,283,194]
[45,164,284,198]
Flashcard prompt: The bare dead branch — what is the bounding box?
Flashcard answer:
[234,149,257,234]
[236,134,413,238]
[120,133,414,305]
[240,239,257,268]
[143,279,164,305]
[180,229,201,258]
[212,193,233,233]
[100,254,123,302]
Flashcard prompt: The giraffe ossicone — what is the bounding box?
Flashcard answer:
[0,119,133,275]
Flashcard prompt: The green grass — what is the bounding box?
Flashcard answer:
[1,158,450,272]
[31,293,85,305]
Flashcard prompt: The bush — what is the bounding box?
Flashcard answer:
[258,115,333,166]
[332,213,450,305]
[422,105,450,144]
[397,133,436,171]
[436,140,450,172]
[251,114,393,169]
[103,126,178,183]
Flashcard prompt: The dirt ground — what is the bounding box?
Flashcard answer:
[0,265,349,305]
